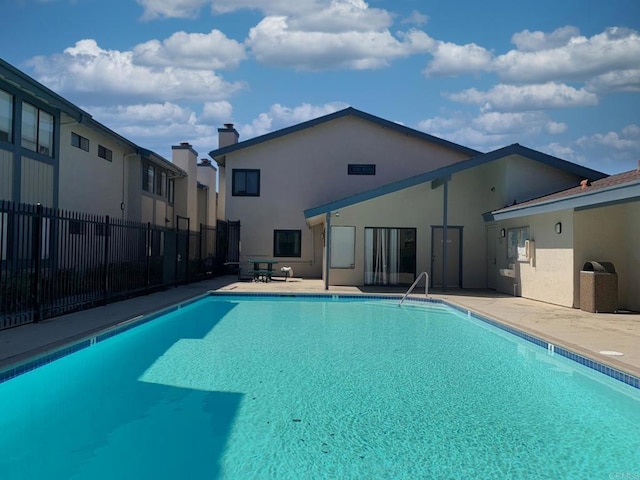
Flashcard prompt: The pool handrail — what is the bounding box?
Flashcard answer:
[399,271,429,306]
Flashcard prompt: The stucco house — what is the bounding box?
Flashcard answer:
[210,107,481,278]
[209,108,631,311]
[487,166,640,311]
[0,58,215,231]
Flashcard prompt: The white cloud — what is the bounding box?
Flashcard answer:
[576,124,640,151]
[136,0,430,71]
[201,101,233,121]
[27,39,245,104]
[511,26,580,52]
[472,112,566,136]
[247,16,432,70]
[287,0,393,33]
[90,102,195,125]
[423,41,492,77]
[492,27,640,84]
[417,115,466,133]
[238,102,349,138]
[133,30,246,70]
[445,83,598,111]
[137,0,207,20]
[417,111,567,153]
[401,10,428,26]
[585,69,640,94]
[210,0,319,16]
[543,142,583,164]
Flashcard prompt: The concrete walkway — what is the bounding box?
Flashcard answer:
[1,276,639,379]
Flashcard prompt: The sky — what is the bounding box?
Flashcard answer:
[2,0,640,174]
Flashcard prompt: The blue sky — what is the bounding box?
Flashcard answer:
[3,0,640,174]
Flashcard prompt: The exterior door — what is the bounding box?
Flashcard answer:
[431,226,462,288]
[486,225,497,289]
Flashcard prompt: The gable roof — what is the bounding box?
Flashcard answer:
[208,107,481,164]
[488,168,640,220]
[304,143,607,221]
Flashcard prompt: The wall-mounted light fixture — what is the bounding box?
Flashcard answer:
[500,228,506,238]
[555,222,562,234]
[334,211,340,217]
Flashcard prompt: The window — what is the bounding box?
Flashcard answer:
[168,178,175,204]
[232,169,260,196]
[274,230,301,257]
[21,102,37,152]
[143,163,156,193]
[348,164,376,175]
[330,226,355,268]
[0,89,12,143]
[21,102,54,157]
[157,171,167,197]
[71,132,89,152]
[98,144,112,161]
[507,227,529,261]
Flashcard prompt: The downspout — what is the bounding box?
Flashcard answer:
[442,180,449,292]
[325,212,331,290]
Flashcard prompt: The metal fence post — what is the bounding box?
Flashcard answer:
[102,215,110,305]
[32,203,43,323]
[146,222,151,288]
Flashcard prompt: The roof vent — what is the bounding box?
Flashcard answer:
[180,142,191,147]
[224,123,234,130]
[580,179,591,190]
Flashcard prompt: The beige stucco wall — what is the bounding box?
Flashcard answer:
[574,200,640,312]
[504,155,581,205]
[222,116,473,277]
[495,210,575,307]
[173,147,198,227]
[197,163,217,227]
[58,122,132,218]
[328,157,572,287]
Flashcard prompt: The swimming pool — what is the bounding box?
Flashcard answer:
[1,294,639,479]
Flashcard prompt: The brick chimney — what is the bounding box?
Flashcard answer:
[218,123,239,149]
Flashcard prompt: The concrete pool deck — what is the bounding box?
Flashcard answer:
[1,276,639,381]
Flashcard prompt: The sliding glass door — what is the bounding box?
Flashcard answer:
[364,228,416,285]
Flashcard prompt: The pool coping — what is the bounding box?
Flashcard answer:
[1,291,638,390]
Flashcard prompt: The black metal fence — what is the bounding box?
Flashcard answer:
[0,201,240,330]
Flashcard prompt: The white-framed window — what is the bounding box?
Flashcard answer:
[507,227,529,261]
[330,226,355,268]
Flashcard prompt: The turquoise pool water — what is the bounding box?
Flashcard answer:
[1,296,639,479]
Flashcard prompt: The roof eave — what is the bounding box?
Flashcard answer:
[209,107,482,160]
[490,181,640,220]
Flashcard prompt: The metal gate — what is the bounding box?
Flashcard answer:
[215,220,240,274]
